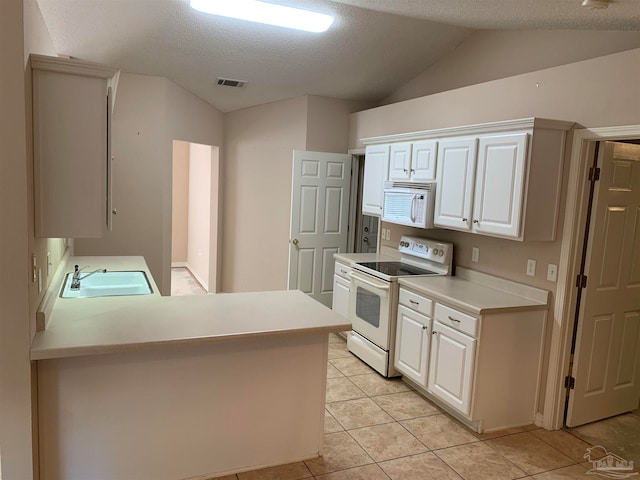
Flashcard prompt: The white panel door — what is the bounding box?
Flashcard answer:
[289,151,352,308]
[362,145,389,216]
[388,143,412,181]
[428,321,476,416]
[434,138,478,231]
[567,142,640,426]
[411,140,438,182]
[473,133,528,238]
[395,305,431,387]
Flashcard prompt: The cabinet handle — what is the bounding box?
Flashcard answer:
[403,169,408,173]
[432,330,437,335]
[340,270,347,275]
[409,299,419,306]
[462,218,468,222]
[411,169,415,173]
[473,219,479,224]
[422,325,428,330]
[448,316,461,323]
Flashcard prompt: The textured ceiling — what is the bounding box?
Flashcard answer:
[36,0,640,112]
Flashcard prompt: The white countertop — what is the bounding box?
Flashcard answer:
[398,268,550,315]
[32,256,351,360]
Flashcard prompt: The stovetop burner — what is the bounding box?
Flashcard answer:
[356,261,439,277]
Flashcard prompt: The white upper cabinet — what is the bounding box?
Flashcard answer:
[473,133,528,238]
[389,140,437,182]
[31,54,119,238]
[433,138,478,231]
[362,144,390,216]
[361,118,572,240]
[388,143,412,181]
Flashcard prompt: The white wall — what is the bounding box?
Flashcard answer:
[0,3,32,478]
[383,30,640,105]
[172,141,189,264]
[75,74,224,295]
[187,143,212,290]
[222,96,309,293]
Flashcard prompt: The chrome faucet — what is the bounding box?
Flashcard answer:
[71,264,107,290]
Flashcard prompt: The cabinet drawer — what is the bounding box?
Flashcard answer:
[434,303,478,337]
[334,262,352,280]
[399,288,433,317]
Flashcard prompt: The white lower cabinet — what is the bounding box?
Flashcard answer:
[395,281,546,432]
[332,262,351,319]
[395,305,432,386]
[428,320,476,416]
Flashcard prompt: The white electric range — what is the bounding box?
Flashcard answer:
[347,236,453,377]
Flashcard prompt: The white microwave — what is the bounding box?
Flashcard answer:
[382,183,435,228]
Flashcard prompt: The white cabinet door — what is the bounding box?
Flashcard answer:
[411,140,437,182]
[388,143,412,181]
[428,321,476,416]
[362,145,390,216]
[395,305,431,387]
[332,274,350,319]
[473,133,528,238]
[434,138,478,231]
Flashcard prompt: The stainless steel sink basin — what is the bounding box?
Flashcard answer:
[60,270,153,298]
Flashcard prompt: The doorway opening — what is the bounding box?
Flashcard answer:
[171,140,220,296]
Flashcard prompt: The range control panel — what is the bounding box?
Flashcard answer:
[398,236,452,265]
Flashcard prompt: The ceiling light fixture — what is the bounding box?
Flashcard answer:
[190,0,335,33]
[581,0,610,9]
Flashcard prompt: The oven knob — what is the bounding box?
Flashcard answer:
[439,250,444,256]
[432,248,438,256]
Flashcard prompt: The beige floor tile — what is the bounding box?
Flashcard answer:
[435,441,527,480]
[329,356,375,376]
[326,362,344,379]
[349,422,428,462]
[372,391,440,421]
[530,463,593,479]
[348,373,411,396]
[236,461,312,480]
[326,397,394,429]
[325,409,344,433]
[379,452,463,480]
[314,463,390,480]
[304,431,374,476]
[328,342,352,359]
[530,429,592,463]
[325,377,367,403]
[402,414,478,450]
[487,432,575,475]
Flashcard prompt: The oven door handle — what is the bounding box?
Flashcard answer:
[350,271,391,290]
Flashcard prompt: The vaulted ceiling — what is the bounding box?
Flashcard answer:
[36,0,640,112]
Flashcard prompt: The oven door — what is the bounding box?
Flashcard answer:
[348,271,392,350]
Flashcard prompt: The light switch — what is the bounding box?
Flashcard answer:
[526,259,536,277]
[547,264,558,282]
[472,247,479,262]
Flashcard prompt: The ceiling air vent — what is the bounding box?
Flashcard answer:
[216,77,247,88]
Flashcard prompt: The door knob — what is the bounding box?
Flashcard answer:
[112,208,118,215]
[292,238,299,246]
[363,236,369,243]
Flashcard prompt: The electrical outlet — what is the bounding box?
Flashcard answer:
[547,264,558,282]
[47,251,52,276]
[386,228,391,241]
[38,268,42,293]
[32,254,37,283]
[527,259,537,277]
[472,247,479,262]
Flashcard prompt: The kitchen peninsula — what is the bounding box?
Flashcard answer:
[32,256,350,480]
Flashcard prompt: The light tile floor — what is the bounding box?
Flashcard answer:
[206,334,638,480]
[171,267,206,296]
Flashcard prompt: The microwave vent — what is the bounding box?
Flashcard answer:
[386,181,435,191]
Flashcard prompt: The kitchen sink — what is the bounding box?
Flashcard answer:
[60,270,153,298]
